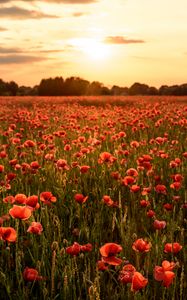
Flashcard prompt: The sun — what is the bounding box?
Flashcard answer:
[69,38,111,61]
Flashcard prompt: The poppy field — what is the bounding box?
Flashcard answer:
[0,96,187,300]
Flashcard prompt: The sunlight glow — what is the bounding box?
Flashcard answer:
[69,38,111,61]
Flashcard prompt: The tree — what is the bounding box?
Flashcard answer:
[6,81,18,96]
[129,82,149,95]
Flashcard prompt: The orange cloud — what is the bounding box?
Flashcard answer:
[0,55,50,64]
[105,36,145,44]
[0,6,59,19]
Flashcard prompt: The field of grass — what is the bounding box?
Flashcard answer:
[0,96,186,300]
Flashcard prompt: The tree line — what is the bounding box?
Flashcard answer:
[1,77,187,96]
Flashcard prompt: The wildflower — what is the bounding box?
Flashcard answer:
[56,159,69,170]
[131,272,148,292]
[155,184,167,195]
[130,185,140,193]
[23,267,43,281]
[154,260,176,287]
[146,209,155,218]
[27,222,43,235]
[100,243,122,266]
[110,171,120,180]
[80,243,93,252]
[153,220,166,230]
[98,152,116,164]
[6,172,16,181]
[97,260,108,271]
[80,165,90,174]
[40,192,56,205]
[14,193,27,204]
[9,205,32,220]
[102,195,118,208]
[163,203,173,211]
[0,227,17,242]
[140,200,150,207]
[74,193,88,204]
[0,165,4,173]
[126,168,138,177]
[3,195,15,204]
[164,243,182,254]
[26,195,40,210]
[24,140,36,147]
[119,264,136,284]
[132,238,151,253]
[66,242,81,256]
[30,161,40,170]
[170,182,181,190]
[122,176,135,186]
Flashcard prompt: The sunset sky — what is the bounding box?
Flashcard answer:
[0,0,187,88]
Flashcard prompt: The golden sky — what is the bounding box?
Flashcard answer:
[0,0,187,87]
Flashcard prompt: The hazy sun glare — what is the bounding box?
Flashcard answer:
[69,38,111,61]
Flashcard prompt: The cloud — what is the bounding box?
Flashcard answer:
[0,6,59,19]
[0,45,64,55]
[0,0,97,3]
[43,0,97,3]
[72,12,88,17]
[38,49,64,53]
[0,27,7,31]
[0,55,49,64]
[105,36,145,44]
[0,46,22,54]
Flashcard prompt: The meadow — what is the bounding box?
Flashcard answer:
[0,96,186,300]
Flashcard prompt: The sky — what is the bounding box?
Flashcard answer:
[0,0,187,88]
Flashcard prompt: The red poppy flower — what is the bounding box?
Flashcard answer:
[27,222,43,235]
[140,200,150,207]
[110,171,120,180]
[30,161,40,170]
[154,260,176,287]
[24,140,36,147]
[97,260,108,271]
[40,192,57,205]
[98,152,116,164]
[56,159,69,170]
[153,220,166,230]
[14,193,27,204]
[80,165,90,174]
[163,203,173,211]
[74,193,88,204]
[155,184,167,195]
[119,264,136,284]
[100,243,122,266]
[147,209,155,218]
[131,272,148,292]
[122,176,135,186]
[80,243,93,252]
[23,267,43,281]
[6,172,17,181]
[66,242,81,256]
[174,174,183,182]
[0,165,4,173]
[126,168,138,177]
[164,242,182,254]
[130,185,140,193]
[3,195,15,204]
[0,227,17,242]
[9,205,32,220]
[26,195,40,210]
[132,238,151,253]
[170,182,181,190]
[102,195,118,208]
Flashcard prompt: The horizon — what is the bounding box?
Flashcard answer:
[0,0,187,87]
